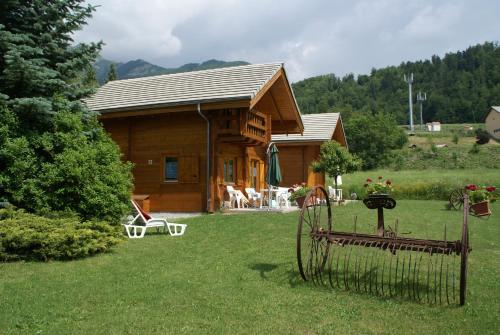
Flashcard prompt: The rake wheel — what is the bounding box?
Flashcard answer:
[297,186,332,283]
[449,188,465,210]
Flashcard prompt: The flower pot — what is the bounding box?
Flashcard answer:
[363,194,396,210]
[470,201,491,217]
[295,196,314,208]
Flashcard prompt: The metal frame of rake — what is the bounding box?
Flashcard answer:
[296,186,471,305]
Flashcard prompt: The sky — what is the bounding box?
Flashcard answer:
[73,0,500,82]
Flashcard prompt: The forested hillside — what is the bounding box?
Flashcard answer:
[292,42,500,124]
[94,58,249,84]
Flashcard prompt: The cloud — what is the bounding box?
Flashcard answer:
[74,0,500,82]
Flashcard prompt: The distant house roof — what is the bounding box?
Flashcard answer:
[272,112,346,146]
[85,62,284,113]
[491,106,500,113]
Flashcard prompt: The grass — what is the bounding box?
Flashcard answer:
[1,200,500,334]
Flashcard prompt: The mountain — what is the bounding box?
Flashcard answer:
[292,42,500,124]
[94,58,250,84]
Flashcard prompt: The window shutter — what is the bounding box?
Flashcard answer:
[258,161,265,189]
[179,155,199,183]
[237,157,244,185]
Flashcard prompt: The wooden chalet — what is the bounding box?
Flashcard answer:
[85,63,304,212]
[272,113,347,187]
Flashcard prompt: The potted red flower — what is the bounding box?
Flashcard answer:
[364,176,393,197]
[466,184,497,216]
[290,183,312,208]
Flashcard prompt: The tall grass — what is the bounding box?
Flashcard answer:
[333,169,500,200]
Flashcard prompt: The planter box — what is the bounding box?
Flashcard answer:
[470,201,491,217]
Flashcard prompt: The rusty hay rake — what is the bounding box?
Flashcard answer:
[296,186,471,305]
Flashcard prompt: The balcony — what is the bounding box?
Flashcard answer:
[215,108,270,145]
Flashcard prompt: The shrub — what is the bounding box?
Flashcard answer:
[0,209,124,261]
[311,140,361,177]
[475,129,490,144]
[452,133,460,144]
[345,113,407,170]
[0,111,133,223]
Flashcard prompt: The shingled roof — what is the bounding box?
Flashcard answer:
[85,63,284,113]
[272,112,343,143]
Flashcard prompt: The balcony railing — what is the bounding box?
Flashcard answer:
[216,108,269,145]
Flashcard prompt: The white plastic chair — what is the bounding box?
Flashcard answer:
[226,185,249,208]
[276,187,291,208]
[124,200,187,238]
[328,186,343,201]
[245,187,262,207]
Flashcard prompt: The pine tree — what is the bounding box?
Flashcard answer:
[107,63,118,82]
[0,0,132,222]
[84,65,99,89]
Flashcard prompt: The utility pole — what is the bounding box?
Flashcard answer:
[416,91,427,130]
[404,73,414,132]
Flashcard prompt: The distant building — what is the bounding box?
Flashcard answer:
[426,122,441,132]
[486,106,500,141]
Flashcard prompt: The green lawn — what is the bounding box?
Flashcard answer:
[1,201,499,334]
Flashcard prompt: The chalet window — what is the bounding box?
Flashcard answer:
[162,155,199,184]
[223,159,235,183]
[164,157,178,182]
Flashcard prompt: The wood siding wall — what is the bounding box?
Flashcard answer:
[102,109,270,212]
[277,145,325,187]
[102,111,208,212]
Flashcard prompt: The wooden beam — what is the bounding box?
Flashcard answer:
[249,69,283,109]
[97,99,250,120]
[269,89,286,134]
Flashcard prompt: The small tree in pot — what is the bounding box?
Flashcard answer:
[311,141,361,199]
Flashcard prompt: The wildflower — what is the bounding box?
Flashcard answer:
[466,184,477,191]
[486,186,496,192]
[366,178,372,183]
[364,183,368,187]
[378,176,383,180]
[386,179,392,185]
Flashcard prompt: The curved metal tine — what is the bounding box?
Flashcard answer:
[410,246,418,301]
[363,241,373,293]
[387,243,394,297]
[398,243,406,298]
[452,251,457,304]
[439,248,445,304]
[415,247,424,303]
[434,251,438,304]
[328,241,337,289]
[351,240,359,292]
[344,241,354,291]
[445,250,451,305]
[427,250,432,304]
[335,239,344,289]
[354,240,365,292]
[406,244,413,300]
[368,241,380,294]
[377,242,387,295]
[355,240,364,292]
[380,242,387,296]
